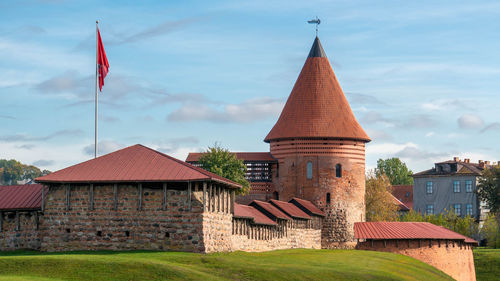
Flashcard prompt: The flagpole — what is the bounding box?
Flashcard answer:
[95,20,99,159]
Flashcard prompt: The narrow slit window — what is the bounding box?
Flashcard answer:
[306,162,313,179]
[326,193,331,204]
[335,164,342,178]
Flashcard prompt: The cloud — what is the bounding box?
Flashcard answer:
[458,114,484,129]
[395,146,447,160]
[167,97,284,123]
[365,128,392,141]
[360,111,393,126]
[0,129,84,142]
[421,99,472,111]
[33,159,55,167]
[74,17,202,50]
[402,114,438,129]
[17,144,35,150]
[83,140,124,156]
[425,132,435,137]
[481,122,500,133]
[0,115,15,120]
[346,92,385,105]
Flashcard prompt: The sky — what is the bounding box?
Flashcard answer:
[1,0,499,173]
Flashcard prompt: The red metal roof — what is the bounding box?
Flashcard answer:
[269,199,311,219]
[186,152,276,162]
[391,185,413,210]
[35,144,241,188]
[265,37,370,143]
[0,184,45,211]
[290,197,325,216]
[354,222,478,245]
[250,200,291,220]
[234,203,277,225]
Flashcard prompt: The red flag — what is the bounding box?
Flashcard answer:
[97,28,109,91]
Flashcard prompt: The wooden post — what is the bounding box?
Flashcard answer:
[230,190,235,214]
[138,183,143,210]
[15,211,20,231]
[41,185,45,212]
[221,187,225,213]
[65,184,71,211]
[35,211,39,230]
[208,183,212,212]
[162,183,167,211]
[216,185,220,213]
[89,184,94,211]
[0,211,3,232]
[188,181,192,211]
[202,182,207,211]
[113,183,118,210]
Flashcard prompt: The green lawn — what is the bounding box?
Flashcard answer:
[0,249,452,281]
[474,248,500,281]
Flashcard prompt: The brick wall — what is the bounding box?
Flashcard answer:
[357,239,476,281]
[0,211,41,251]
[270,139,366,249]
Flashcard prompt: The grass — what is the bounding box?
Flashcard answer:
[474,248,500,281]
[0,249,453,281]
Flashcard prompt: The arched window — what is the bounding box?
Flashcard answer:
[335,164,342,178]
[306,162,313,179]
[326,193,331,204]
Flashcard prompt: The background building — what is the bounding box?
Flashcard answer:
[413,157,495,221]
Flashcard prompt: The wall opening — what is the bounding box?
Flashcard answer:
[307,162,313,179]
[165,232,170,238]
[273,191,279,200]
[125,231,130,237]
[335,164,342,178]
[97,231,102,237]
[326,193,331,204]
[65,228,71,233]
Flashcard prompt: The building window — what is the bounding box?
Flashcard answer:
[335,164,342,178]
[453,181,460,193]
[454,204,461,216]
[326,193,331,204]
[426,182,433,194]
[466,204,473,216]
[426,204,434,215]
[466,180,473,193]
[306,162,313,179]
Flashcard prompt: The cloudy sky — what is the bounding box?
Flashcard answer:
[1,0,499,173]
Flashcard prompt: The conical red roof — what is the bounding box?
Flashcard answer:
[265,37,370,142]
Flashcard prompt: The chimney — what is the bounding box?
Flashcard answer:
[453,157,460,162]
[464,158,470,163]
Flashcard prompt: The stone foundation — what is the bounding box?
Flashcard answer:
[357,239,476,281]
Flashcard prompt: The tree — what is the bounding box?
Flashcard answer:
[376,158,413,185]
[477,165,500,215]
[481,213,500,248]
[0,159,51,185]
[365,172,399,221]
[198,144,250,194]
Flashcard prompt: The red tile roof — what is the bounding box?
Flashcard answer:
[250,200,291,220]
[354,222,478,245]
[35,144,241,188]
[0,184,45,211]
[269,199,311,219]
[290,197,325,216]
[264,37,370,143]
[186,152,276,162]
[391,185,413,209]
[233,203,277,225]
[391,194,410,211]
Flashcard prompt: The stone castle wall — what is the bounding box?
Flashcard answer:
[231,218,321,252]
[357,239,476,281]
[270,138,366,248]
[0,211,41,251]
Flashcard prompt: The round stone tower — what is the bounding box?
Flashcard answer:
[265,37,370,249]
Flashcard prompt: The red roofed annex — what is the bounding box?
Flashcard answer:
[0,35,477,281]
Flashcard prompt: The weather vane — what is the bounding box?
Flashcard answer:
[307,17,321,36]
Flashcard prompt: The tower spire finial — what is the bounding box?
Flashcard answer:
[307,17,321,36]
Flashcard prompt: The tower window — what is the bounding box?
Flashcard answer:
[335,164,342,178]
[306,162,313,179]
[326,193,331,204]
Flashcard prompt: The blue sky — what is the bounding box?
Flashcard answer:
[1,0,499,173]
